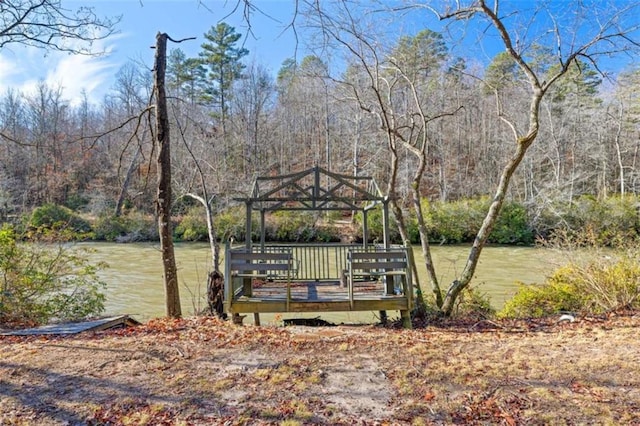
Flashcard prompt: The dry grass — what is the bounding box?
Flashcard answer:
[1,313,639,425]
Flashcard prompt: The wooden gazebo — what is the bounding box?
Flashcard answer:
[224,166,413,328]
[241,165,391,248]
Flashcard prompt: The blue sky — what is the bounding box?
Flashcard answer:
[0,1,638,107]
[0,0,302,106]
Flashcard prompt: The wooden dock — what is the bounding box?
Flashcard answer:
[1,315,140,336]
[224,243,414,328]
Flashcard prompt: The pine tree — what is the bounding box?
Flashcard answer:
[167,48,207,104]
[198,22,249,133]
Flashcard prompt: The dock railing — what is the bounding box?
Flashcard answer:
[260,243,397,281]
[225,243,410,292]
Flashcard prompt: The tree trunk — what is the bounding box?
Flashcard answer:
[185,193,221,272]
[154,32,181,318]
[441,131,537,315]
[114,145,141,217]
[409,151,442,310]
[206,270,225,318]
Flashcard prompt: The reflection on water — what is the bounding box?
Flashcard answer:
[80,242,558,324]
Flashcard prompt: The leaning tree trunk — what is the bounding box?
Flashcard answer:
[114,145,142,217]
[408,148,442,310]
[384,134,428,314]
[154,32,181,318]
[185,193,225,318]
[441,130,538,316]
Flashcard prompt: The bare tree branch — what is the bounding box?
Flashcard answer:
[0,0,120,55]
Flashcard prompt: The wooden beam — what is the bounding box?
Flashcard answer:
[228,298,409,313]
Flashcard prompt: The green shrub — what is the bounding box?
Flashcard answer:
[266,211,317,242]
[452,285,496,320]
[490,201,534,245]
[213,206,255,242]
[424,198,485,243]
[27,203,92,240]
[0,224,106,326]
[174,208,208,241]
[92,212,157,242]
[572,253,640,313]
[93,215,131,241]
[498,272,585,319]
[534,195,639,246]
[421,198,533,245]
[353,207,401,244]
[499,252,640,318]
[314,225,341,243]
[406,213,420,244]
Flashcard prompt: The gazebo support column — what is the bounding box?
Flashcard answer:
[243,202,253,298]
[245,202,253,249]
[260,209,266,252]
[362,210,368,249]
[379,199,393,325]
[251,205,265,326]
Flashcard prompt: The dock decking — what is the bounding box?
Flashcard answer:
[231,278,411,313]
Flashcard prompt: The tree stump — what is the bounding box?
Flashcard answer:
[207,270,225,318]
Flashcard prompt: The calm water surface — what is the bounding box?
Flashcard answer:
[81,242,560,324]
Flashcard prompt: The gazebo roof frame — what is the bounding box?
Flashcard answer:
[235,165,386,212]
[234,166,392,248]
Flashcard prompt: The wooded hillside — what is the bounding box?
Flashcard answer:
[1,3,638,224]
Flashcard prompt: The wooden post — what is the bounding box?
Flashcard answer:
[400,309,412,329]
[260,209,266,252]
[245,201,252,249]
[362,210,368,249]
[224,240,232,312]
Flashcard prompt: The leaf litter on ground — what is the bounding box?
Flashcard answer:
[1,312,639,425]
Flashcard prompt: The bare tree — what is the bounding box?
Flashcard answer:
[152,32,195,319]
[302,2,448,312]
[231,61,276,177]
[427,0,640,314]
[303,0,640,316]
[0,0,120,214]
[0,0,118,53]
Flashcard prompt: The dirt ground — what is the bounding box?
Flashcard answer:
[1,313,639,425]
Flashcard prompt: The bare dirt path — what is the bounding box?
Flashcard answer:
[1,315,639,425]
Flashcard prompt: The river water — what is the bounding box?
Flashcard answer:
[80,242,561,324]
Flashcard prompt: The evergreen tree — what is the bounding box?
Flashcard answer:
[483,51,521,94]
[167,48,207,104]
[391,29,447,82]
[198,22,249,133]
[277,58,298,90]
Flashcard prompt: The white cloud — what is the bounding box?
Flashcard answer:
[0,50,28,93]
[0,36,123,107]
[45,50,117,106]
